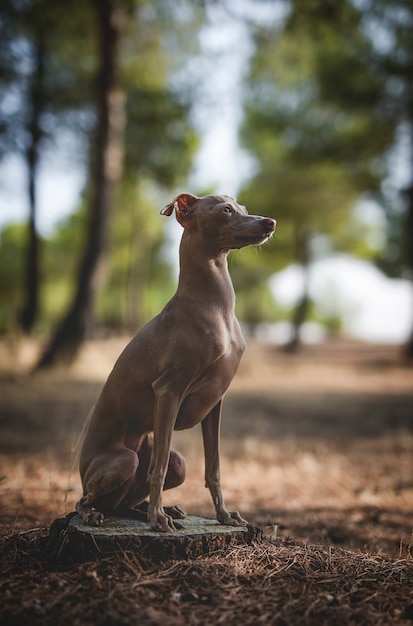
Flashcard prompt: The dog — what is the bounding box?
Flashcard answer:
[76,193,276,532]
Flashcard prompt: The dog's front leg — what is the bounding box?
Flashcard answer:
[148,390,180,532]
[202,401,247,526]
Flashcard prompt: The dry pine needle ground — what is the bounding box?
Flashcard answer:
[1,530,413,626]
[1,338,413,625]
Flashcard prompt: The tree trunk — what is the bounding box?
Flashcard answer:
[37,0,124,369]
[20,39,45,333]
[47,513,262,565]
[284,228,311,353]
[404,184,413,360]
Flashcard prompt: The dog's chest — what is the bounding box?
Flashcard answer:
[197,309,245,361]
[174,330,245,431]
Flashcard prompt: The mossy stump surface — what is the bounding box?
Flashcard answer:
[47,513,262,565]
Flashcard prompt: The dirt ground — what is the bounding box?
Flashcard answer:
[0,335,412,624]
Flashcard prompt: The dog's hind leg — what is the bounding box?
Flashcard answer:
[76,448,139,526]
[123,435,187,521]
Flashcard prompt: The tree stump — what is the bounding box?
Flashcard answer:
[46,513,262,565]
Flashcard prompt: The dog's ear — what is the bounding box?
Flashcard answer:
[160,193,199,217]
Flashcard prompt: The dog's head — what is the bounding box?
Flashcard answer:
[161,193,276,251]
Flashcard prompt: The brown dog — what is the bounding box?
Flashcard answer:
[76,194,276,532]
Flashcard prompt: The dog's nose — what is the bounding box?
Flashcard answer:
[263,218,276,232]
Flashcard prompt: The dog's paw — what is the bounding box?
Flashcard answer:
[149,510,177,533]
[164,505,186,520]
[84,511,104,527]
[217,510,248,527]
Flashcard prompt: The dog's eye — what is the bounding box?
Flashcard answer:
[223,206,232,214]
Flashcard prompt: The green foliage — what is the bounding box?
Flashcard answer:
[124,85,199,187]
[0,189,175,334]
[229,250,278,328]
[0,204,89,334]
[237,0,404,333]
[40,204,88,327]
[235,281,280,330]
[0,0,203,336]
[0,224,26,332]
[96,181,175,329]
[284,0,413,278]
[3,0,411,343]
[0,0,95,158]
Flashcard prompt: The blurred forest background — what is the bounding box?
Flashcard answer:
[1,2,413,587]
[0,0,412,365]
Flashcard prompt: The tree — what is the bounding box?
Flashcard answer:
[0,224,26,333]
[348,0,413,356]
[0,0,93,334]
[0,1,45,333]
[37,0,202,367]
[285,0,413,356]
[239,0,397,348]
[37,0,123,368]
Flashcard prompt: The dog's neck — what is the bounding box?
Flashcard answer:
[177,233,236,312]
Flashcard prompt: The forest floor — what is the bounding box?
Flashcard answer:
[0,335,412,625]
